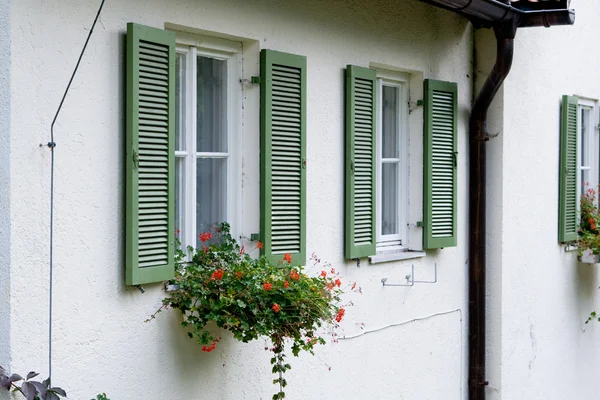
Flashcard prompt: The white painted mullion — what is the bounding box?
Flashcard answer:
[196,152,230,158]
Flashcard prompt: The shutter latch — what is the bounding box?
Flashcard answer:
[133,150,139,169]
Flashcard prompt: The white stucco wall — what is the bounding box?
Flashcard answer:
[482,1,600,399]
[8,0,473,399]
[0,0,10,375]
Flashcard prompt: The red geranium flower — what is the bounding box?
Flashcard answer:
[284,280,290,289]
[263,282,273,291]
[290,270,301,281]
[201,341,217,352]
[335,308,346,323]
[199,232,213,242]
[211,270,224,281]
[283,253,292,263]
[272,303,281,313]
[256,241,264,249]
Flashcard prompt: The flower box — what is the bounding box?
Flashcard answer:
[579,249,600,264]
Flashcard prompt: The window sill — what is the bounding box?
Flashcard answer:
[369,250,426,264]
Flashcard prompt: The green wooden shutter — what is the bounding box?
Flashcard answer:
[125,23,175,285]
[559,95,578,243]
[344,65,376,259]
[423,79,458,249]
[260,49,306,266]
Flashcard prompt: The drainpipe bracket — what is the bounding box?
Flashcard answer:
[484,131,500,141]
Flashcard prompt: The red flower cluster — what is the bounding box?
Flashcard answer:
[335,308,345,323]
[236,271,244,279]
[290,270,301,281]
[320,270,327,278]
[201,341,217,352]
[256,241,264,249]
[334,279,341,287]
[199,232,213,242]
[284,280,290,289]
[272,303,281,313]
[283,253,292,263]
[263,282,273,291]
[590,218,597,231]
[211,269,224,281]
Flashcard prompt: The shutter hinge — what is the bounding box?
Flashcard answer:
[302,158,307,169]
[408,100,423,113]
[239,76,261,86]
[350,160,355,173]
[133,150,139,169]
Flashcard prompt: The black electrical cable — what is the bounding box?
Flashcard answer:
[47,0,106,383]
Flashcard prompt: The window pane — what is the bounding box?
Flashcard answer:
[197,157,227,247]
[381,162,398,235]
[175,156,185,243]
[176,53,186,151]
[581,108,590,167]
[382,85,399,159]
[197,56,227,153]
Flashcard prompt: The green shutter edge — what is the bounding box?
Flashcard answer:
[259,49,307,266]
[125,23,176,285]
[422,79,458,250]
[344,65,376,259]
[558,95,579,243]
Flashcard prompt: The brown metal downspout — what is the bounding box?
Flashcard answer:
[468,21,516,400]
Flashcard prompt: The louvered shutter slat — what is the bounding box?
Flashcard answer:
[260,50,306,265]
[559,95,579,243]
[423,79,458,249]
[345,66,376,259]
[125,23,175,285]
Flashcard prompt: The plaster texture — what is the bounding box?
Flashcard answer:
[0,0,10,374]
[479,1,600,398]
[7,0,473,399]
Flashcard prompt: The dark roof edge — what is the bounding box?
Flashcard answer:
[419,0,575,29]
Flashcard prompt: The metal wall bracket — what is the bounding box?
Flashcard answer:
[381,263,438,287]
[381,265,415,287]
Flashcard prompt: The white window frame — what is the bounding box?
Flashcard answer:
[576,98,599,202]
[174,34,242,253]
[375,72,410,253]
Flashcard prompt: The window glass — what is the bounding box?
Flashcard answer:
[175,157,185,237]
[580,107,591,195]
[382,86,399,159]
[379,83,403,242]
[176,53,186,151]
[381,162,398,235]
[196,158,227,247]
[197,56,227,153]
